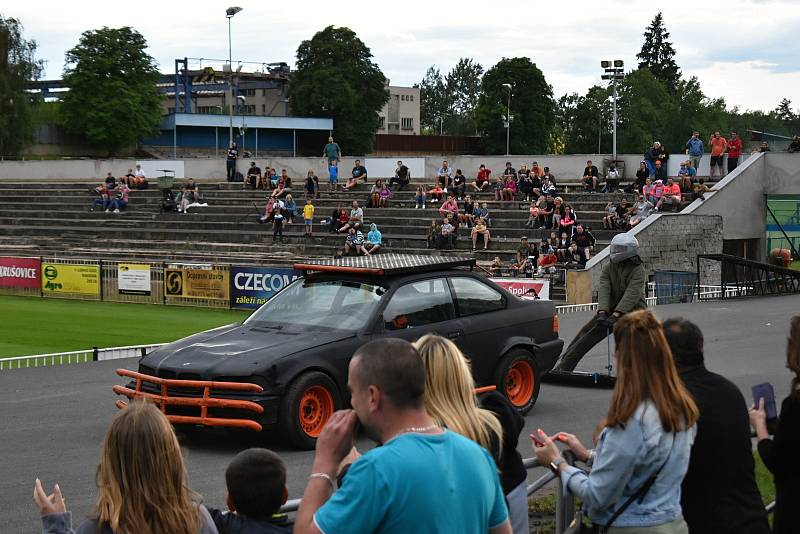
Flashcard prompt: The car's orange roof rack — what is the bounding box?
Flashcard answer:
[113,369,265,431]
[295,253,475,276]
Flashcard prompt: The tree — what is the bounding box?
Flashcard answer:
[419,65,448,134]
[774,98,796,122]
[636,12,680,93]
[475,57,555,154]
[444,58,483,135]
[61,27,161,155]
[289,26,388,155]
[556,86,612,154]
[616,68,676,154]
[0,15,43,155]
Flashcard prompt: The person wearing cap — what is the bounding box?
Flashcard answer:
[553,233,646,372]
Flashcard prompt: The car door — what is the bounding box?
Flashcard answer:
[447,275,509,383]
[380,278,462,344]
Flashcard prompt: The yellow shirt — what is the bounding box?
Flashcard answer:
[303,204,315,219]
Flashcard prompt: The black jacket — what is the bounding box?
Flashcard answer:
[679,365,770,534]
[479,390,527,494]
[209,509,293,534]
[758,393,800,534]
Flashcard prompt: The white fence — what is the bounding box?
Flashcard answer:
[0,343,165,370]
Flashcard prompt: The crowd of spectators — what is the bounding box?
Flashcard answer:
[36,315,799,534]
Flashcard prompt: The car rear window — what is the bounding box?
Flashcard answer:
[450,277,505,316]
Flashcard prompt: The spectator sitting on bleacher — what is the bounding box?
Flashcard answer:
[338,201,363,233]
[132,164,147,188]
[653,159,668,182]
[208,448,293,533]
[542,166,557,187]
[537,247,558,275]
[475,202,491,227]
[459,195,476,228]
[642,177,656,204]
[677,161,692,194]
[178,178,201,214]
[364,223,382,255]
[110,182,130,214]
[602,201,618,229]
[369,179,383,208]
[555,232,570,262]
[439,194,459,220]
[537,194,555,229]
[517,165,533,201]
[283,194,298,224]
[414,185,426,209]
[629,197,654,228]
[270,171,291,198]
[103,171,116,189]
[343,227,366,256]
[500,175,517,201]
[489,256,504,276]
[378,182,392,207]
[436,160,453,190]
[524,198,541,228]
[294,339,511,534]
[602,165,621,193]
[89,180,114,212]
[656,178,682,212]
[414,334,529,533]
[452,169,467,200]
[571,225,596,261]
[438,217,456,250]
[260,197,284,225]
[469,217,490,251]
[541,176,557,196]
[663,318,771,534]
[428,183,444,203]
[551,196,566,228]
[390,160,410,191]
[35,401,217,534]
[246,162,262,190]
[788,135,800,153]
[534,310,698,533]
[559,204,576,237]
[121,168,135,187]
[474,164,491,192]
[692,178,710,200]
[516,236,534,265]
[628,161,649,197]
[563,243,584,269]
[344,159,368,191]
[581,160,599,192]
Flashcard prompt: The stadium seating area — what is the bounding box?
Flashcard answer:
[0,173,717,301]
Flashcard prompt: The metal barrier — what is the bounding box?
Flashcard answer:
[0,343,165,370]
[278,454,576,532]
[697,254,800,300]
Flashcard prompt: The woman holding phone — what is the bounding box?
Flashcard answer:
[533,310,698,533]
[749,315,800,534]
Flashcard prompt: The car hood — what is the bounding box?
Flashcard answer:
[141,323,355,376]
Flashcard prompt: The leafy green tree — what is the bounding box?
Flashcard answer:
[61,27,161,155]
[636,12,680,93]
[774,98,796,122]
[616,68,676,154]
[289,26,388,154]
[419,65,448,134]
[0,15,43,155]
[475,57,555,154]
[444,58,483,135]
[556,86,612,153]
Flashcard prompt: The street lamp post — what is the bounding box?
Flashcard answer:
[502,83,513,156]
[601,60,624,162]
[226,6,243,148]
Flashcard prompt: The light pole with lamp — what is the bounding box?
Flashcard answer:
[226,6,243,148]
[502,83,513,156]
[237,95,247,154]
[601,60,624,163]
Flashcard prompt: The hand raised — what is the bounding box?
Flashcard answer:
[33,478,66,517]
[314,410,359,473]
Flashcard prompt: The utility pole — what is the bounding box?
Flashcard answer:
[502,83,513,156]
[226,6,243,147]
[601,60,624,162]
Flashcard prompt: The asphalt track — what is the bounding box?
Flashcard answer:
[2,295,798,533]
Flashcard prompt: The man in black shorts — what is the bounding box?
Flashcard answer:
[390,160,410,191]
[226,143,239,181]
[582,160,599,191]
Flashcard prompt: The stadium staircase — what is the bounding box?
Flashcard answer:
[0,175,718,302]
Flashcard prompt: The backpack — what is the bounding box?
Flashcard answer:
[233,171,244,182]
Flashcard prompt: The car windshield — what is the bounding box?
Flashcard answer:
[244,279,387,332]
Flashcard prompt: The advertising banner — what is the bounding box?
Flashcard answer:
[230,266,301,309]
[41,263,100,296]
[118,263,152,295]
[492,278,550,300]
[0,257,41,289]
[165,267,229,300]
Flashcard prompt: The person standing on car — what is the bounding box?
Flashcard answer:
[553,233,646,373]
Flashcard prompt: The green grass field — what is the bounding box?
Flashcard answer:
[0,295,250,358]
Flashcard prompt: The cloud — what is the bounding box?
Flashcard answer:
[685,60,800,111]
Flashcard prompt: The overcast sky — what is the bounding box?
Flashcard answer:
[8,0,800,112]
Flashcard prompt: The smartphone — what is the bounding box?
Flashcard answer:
[530,433,544,447]
[752,382,778,420]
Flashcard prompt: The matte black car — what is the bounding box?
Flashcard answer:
[115,255,563,449]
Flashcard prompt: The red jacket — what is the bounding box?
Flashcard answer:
[727,138,742,158]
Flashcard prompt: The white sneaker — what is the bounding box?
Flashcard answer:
[422,204,425,208]
[105,209,110,213]
[113,209,120,214]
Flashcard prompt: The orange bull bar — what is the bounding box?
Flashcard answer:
[113,369,265,431]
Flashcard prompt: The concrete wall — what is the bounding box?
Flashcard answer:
[586,213,724,293]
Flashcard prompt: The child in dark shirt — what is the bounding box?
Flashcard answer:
[208,448,293,534]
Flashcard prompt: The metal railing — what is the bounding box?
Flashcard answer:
[697,254,800,300]
[0,343,165,370]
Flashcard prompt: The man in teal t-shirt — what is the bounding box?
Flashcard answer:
[323,136,341,165]
[293,338,511,534]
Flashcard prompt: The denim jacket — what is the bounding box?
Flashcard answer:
[560,401,696,527]
[686,138,704,157]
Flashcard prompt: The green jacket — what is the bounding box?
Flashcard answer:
[598,258,646,314]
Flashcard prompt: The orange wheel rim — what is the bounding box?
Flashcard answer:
[299,385,334,437]
[506,361,534,407]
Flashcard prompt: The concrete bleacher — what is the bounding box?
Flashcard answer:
[0,173,718,301]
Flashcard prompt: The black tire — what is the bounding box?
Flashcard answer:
[494,349,540,415]
[279,372,341,450]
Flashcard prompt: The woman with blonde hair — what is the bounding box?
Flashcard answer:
[534,310,698,533]
[35,401,217,534]
[749,314,800,534]
[413,334,528,534]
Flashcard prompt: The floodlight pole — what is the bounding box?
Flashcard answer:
[601,60,623,162]
[502,83,512,156]
[612,76,618,162]
[226,7,243,147]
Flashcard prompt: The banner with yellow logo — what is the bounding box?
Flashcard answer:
[42,263,100,296]
[165,267,229,300]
